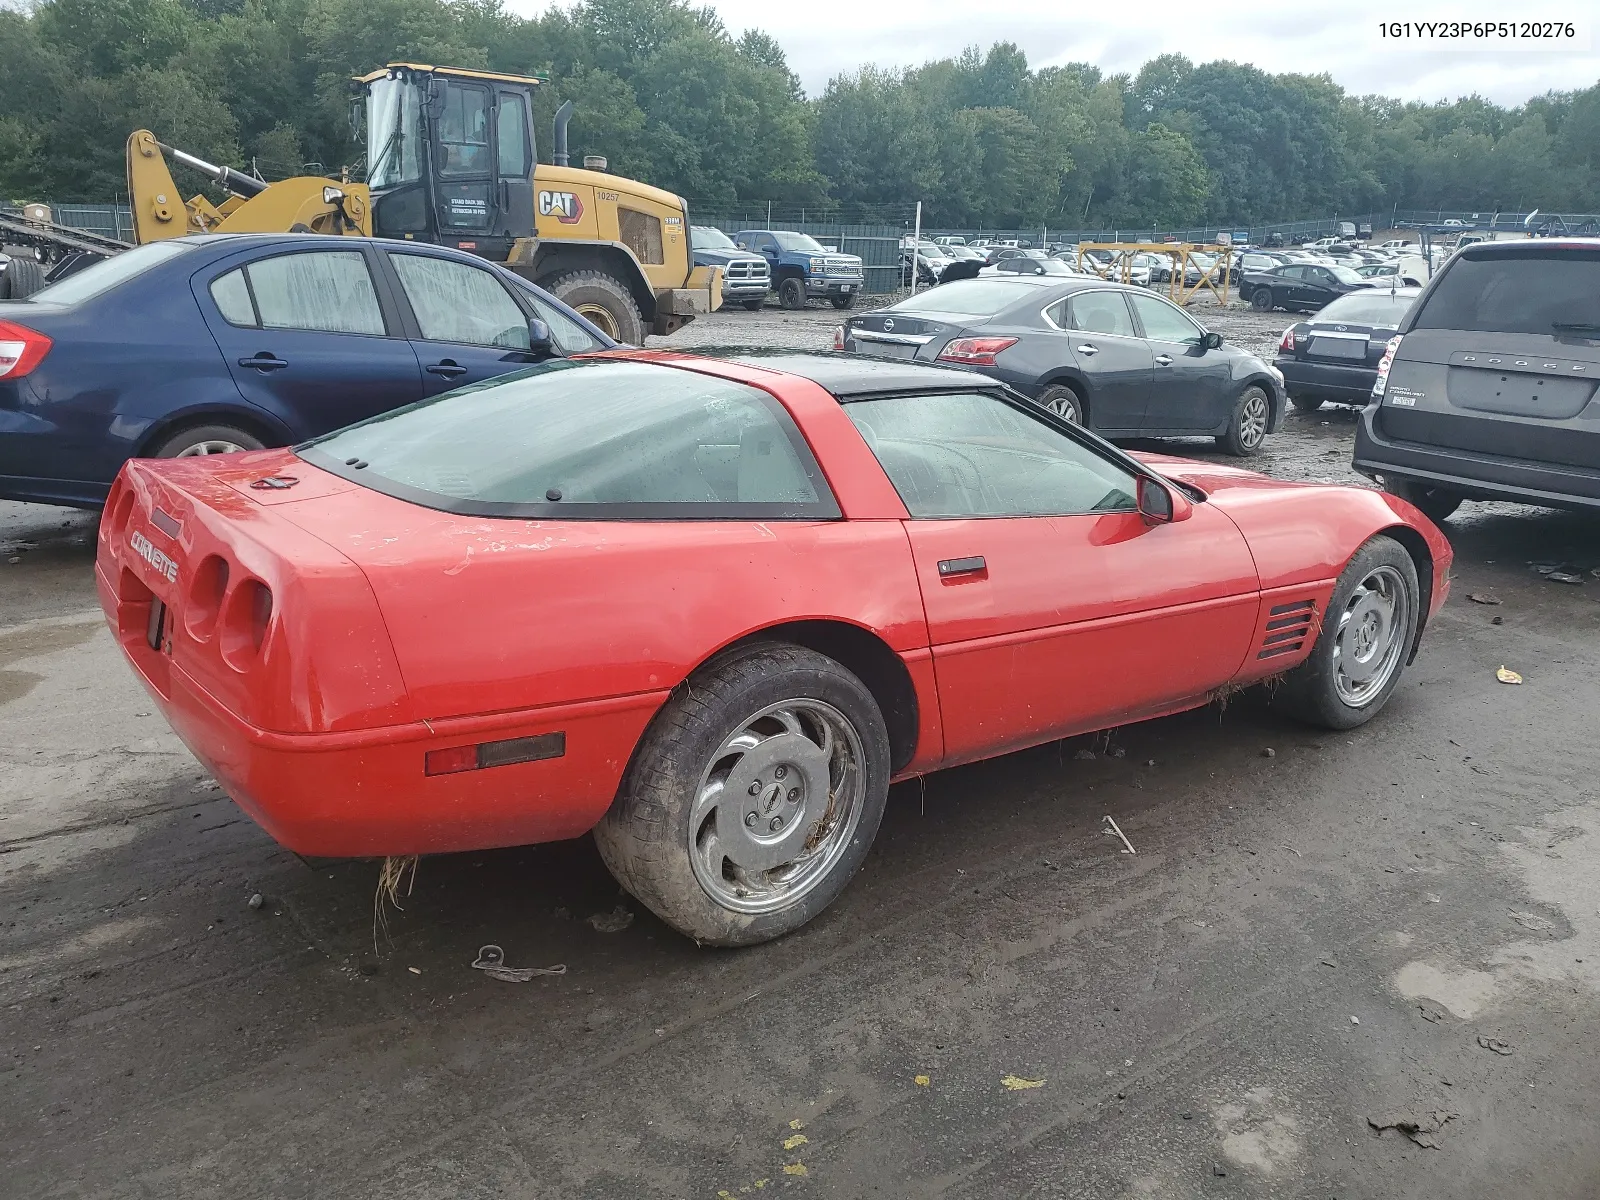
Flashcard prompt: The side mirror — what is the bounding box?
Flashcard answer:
[1202,330,1223,350]
[1137,476,1193,525]
[528,318,552,351]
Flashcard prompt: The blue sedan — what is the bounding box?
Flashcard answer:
[0,234,614,508]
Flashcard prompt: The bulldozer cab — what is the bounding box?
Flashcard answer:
[357,64,539,261]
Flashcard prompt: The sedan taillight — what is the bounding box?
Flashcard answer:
[1372,334,1403,398]
[1279,327,1296,352]
[938,336,1018,367]
[833,325,846,351]
[0,319,52,379]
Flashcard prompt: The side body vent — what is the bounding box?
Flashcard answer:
[1258,598,1316,660]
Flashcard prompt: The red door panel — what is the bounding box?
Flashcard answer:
[907,506,1259,765]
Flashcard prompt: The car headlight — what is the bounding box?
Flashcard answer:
[809,257,825,274]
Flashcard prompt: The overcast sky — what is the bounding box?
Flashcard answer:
[516,0,1597,105]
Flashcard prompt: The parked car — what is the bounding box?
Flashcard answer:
[99,349,1451,946]
[0,234,613,509]
[1375,239,1413,254]
[931,236,967,247]
[734,229,865,310]
[1275,288,1421,413]
[690,226,770,311]
[1354,239,1600,519]
[1355,262,1425,286]
[1241,262,1385,312]
[838,276,1285,455]
[987,255,1084,280]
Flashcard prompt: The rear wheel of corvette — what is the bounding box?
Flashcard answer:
[1268,535,1420,730]
[1289,394,1325,414]
[1217,385,1270,456]
[594,643,891,946]
[1382,477,1463,523]
[150,423,266,459]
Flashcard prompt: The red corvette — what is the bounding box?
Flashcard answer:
[98,351,1450,945]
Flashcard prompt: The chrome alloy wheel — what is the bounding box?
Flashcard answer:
[176,439,247,456]
[1238,391,1269,449]
[689,699,866,914]
[1333,564,1411,707]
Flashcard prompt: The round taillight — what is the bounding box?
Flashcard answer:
[184,555,230,640]
[219,578,273,671]
[107,485,136,539]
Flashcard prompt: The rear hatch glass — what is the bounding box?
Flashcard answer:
[1382,248,1600,467]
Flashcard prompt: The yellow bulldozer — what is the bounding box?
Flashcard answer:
[118,63,720,342]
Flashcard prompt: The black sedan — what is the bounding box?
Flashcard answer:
[837,276,1284,455]
[1274,287,1420,412]
[1241,262,1383,312]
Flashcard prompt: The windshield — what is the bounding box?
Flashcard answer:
[772,232,826,253]
[891,279,1039,317]
[692,227,736,250]
[367,76,425,188]
[301,360,838,518]
[1315,291,1416,326]
[27,240,200,306]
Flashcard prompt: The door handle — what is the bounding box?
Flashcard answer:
[426,360,469,378]
[1075,344,1099,356]
[239,354,288,371]
[1155,354,1173,366]
[937,556,986,579]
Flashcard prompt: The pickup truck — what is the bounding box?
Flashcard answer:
[734,229,865,309]
[690,226,770,310]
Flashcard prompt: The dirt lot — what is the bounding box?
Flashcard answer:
[5,306,1600,1198]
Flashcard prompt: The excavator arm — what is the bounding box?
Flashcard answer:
[125,130,372,244]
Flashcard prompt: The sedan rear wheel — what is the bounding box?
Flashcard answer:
[1268,536,1419,729]
[1217,385,1270,456]
[1037,384,1083,424]
[594,643,891,946]
[150,423,265,459]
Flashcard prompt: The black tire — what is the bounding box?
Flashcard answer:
[1216,385,1271,456]
[543,270,646,345]
[1383,477,1463,524]
[1251,287,1274,311]
[1289,394,1325,414]
[1267,535,1420,730]
[830,293,856,310]
[593,642,892,947]
[778,276,806,310]
[148,422,266,459]
[1037,383,1084,424]
[741,298,765,311]
[3,257,46,299]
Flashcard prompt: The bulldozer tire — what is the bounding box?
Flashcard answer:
[3,257,46,300]
[544,271,646,345]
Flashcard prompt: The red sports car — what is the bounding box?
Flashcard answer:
[98,351,1451,945]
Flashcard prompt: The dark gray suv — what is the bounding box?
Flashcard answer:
[1354,240,1600,519]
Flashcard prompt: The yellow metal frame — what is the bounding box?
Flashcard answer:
[355,63,545,86]
[1076,243,1234,305]
[126,130,370,244]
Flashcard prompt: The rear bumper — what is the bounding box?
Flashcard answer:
[97,561,667,857]
[1276,356,1377,403]
[1353,406,1600,511]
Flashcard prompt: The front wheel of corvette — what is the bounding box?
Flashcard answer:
[1268,535,1420,730]
[593,643,891,946]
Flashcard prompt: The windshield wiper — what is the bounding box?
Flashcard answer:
[1552,322,1600,334]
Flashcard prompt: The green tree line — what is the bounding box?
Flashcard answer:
[2,0,1598,228]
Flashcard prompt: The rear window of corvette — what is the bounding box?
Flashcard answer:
[298,359,840,520]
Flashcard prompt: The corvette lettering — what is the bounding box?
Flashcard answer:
[130,530,179,583]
